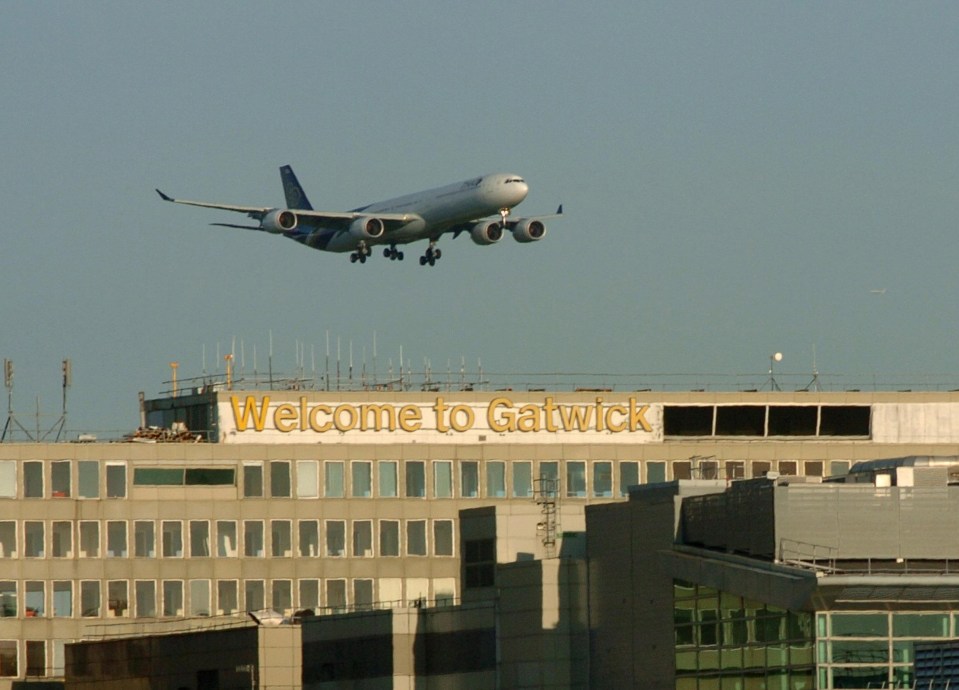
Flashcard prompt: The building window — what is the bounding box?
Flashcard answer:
[804,460,824,477]
[296,461,318,498]
[107,580,128,618]
[53,581,72,617]
[298,520,319,557]
[326,521,345,557]
[380,520,400,556]
[52,521,73,557]
[352,520,373,557]
[352,462,372,497]
[299,580,319,609]
[0,461,14,497]
[434,520,454,556]
[244,580,264,612]
[487,461,506,498]
[326,580,346,613]
[106,463,126,498]
[325,462,344,498]
[25,581,44,617]
[673,461,691,480]
[779,461,798,476]
[592,462,613,497]
[0,522,16,558]
[134,521,155,558]
[190,521,210,557]
[244,521,264,557]
[270,461,291,497]
[51,460,71,497]
[354,579,373,611]
[135,580,155,618]
[271,520,292,557]
[0,582,15,618]
[619,462,639,495]
[461,461,479,498]
[190,580,210,616]
[80,581,100,617]
[26,640,44,677]
[512,462,532,498]
[78,461,99,498]
[162,580,183,617]
[405,461,425,498]
[24,521,44,558]
[217,580,238,616]
[566,461,586,497]
[107,521,127,557]
[830,460,851,477]
[407,520,427,556]
[464,539,495,588]
[79,521,98,558]
[162,521,183,558]
[243,463,263,498]
[272,580,292,613]
[539,461,559,483]
[23,461,43,498]
[434,461,453,498]
[0,640,15,677]
[379,461,398,497]
[752,461,771,478]
[216,521,237,557]
[726,461,745,479]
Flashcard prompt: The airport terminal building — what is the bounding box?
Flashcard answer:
[2,387,959,686]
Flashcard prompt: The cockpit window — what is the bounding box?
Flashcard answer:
[504,178,525,184]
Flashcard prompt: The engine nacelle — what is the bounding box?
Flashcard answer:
[262,209,298,234]
[349,216,385,240]
[470,221,504,246]
[511,218,547,243]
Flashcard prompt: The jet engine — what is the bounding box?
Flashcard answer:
[350,216,385,240]
[511,218,546,243]
[261,209,298,234]
[470,221,504,246]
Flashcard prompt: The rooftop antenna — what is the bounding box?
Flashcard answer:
[1,359,34,442]
[268,330,274,391]
[311,344,316,389]
[803,345,822,392]
[349,340,353,388]
[372,331,377,390]
[325,331,330,391]
[336,337,341,391]
[767,352,783,391]
[170,362,179,398]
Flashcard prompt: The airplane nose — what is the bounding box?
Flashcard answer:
[511,181,529,205]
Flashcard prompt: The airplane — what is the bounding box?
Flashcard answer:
[156,166,561,266]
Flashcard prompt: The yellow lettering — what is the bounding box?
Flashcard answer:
[274,403,298,432]
[398,405,422,431]
[433,397,450,433]
[630,399,652,432]
[309,404,332,432]
[488,397,514,432]
[595,397,605,431]
[605,404,628,432]
[333,404,357,432]
[516,404,541,432]
[360,404,396,431]
[449,404,474,432]
[558,404,592,432]
[543,397,558,432]
[231,395,270,432]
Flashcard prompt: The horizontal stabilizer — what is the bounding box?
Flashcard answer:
[211,223,263,230]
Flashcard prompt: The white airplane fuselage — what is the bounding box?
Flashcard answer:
[318,173,529,252]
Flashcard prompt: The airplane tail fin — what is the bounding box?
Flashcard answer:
[280,165,314,210]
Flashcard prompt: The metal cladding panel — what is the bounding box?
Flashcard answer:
[899,487,959,558]
[873,403,959,443]
[679,481,775,557]
[776,485,959,560]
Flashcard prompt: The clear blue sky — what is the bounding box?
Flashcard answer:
[2,2,958,435]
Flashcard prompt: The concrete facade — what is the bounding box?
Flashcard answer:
[3,389,959,686]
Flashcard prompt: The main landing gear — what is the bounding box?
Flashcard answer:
[419,242,442,267]
[349,243,372,264]
[383,245,404,261]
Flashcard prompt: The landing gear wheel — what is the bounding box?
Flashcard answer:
[359,254,366,264]
[433,248,442,260]
[397,251,404,261]
[383,248,392,258]
[350,253,358,264]
[428,256,436,266]
[419,256,427,266]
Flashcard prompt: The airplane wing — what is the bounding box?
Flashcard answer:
[155,189,419,231]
